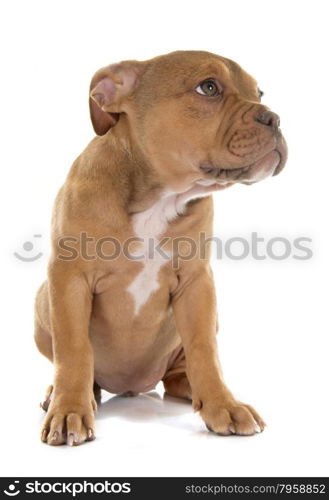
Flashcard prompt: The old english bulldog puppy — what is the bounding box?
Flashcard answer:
[35,50,287,445]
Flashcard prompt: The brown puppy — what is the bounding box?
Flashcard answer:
[34,50,287,446]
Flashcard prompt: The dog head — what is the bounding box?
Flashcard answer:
[90,51,287,192]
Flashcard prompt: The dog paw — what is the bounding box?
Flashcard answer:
[40,395,96,446]
[200,399,266,436]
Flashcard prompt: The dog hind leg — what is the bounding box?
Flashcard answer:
[162,346,192,400]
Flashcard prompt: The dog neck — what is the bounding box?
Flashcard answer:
[82,131,224,225]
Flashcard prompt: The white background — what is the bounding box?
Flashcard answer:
[0,0,328,478]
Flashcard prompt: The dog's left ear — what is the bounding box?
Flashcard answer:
[89,61,143,136]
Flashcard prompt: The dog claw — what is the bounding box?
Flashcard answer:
[259,420,266,430]
[41,429,48,442]
[67,433,75,446]
[40,385,53,412]
[40,401,49,411]
[50,431,59,443]
[87,428,95,441]
[207,423,236,435]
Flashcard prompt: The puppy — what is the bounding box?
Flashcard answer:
[35,50,287,446]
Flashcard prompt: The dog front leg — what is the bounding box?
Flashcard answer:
[40,264,96,446]
[172,268,265,436]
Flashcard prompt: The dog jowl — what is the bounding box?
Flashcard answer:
[34,51,287,446]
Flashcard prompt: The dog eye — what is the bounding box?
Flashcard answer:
[196,79,221,97]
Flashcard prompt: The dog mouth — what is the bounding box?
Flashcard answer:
[272,134,288,176]
[199,164,251,182]
[199,134,288,185]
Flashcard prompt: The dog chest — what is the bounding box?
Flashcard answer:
[127,192,179,315]
[126,185,214,316]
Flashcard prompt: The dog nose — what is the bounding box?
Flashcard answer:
[256,110,280,129]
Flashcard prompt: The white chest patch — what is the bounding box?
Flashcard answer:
[127,184,218,315]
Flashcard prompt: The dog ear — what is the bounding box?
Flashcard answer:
[89,61,141,136]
